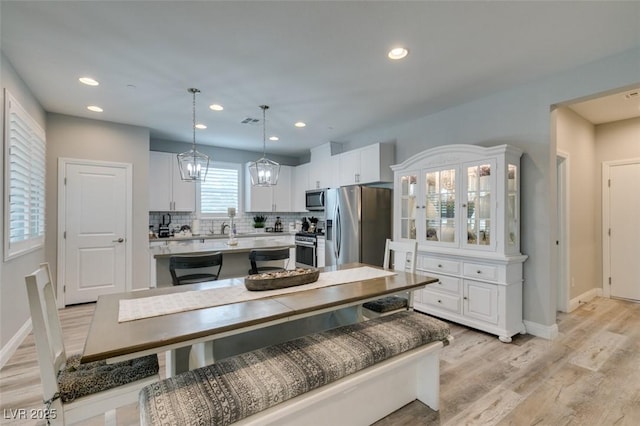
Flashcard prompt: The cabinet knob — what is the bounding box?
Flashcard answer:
[437,299,442,304]
[463,296,468,300]
[477,270,482,274]
[437,264,442,268]
[462,203,467,208]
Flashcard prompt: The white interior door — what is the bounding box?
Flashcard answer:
[607,161,640,301]
[60,160,132,305]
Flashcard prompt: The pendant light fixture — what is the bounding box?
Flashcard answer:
[249,105,280,186]
[177,88,210,181]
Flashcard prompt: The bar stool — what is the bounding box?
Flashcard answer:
[248,248,290,275]
[169,252,223,285]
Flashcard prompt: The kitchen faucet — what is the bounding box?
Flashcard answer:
[221,222,229,235]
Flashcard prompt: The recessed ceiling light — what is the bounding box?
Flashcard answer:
[294,121,306,128]
[269,136,279,141]
[209,104,224,111]
[79,77,99,86]
[195,123,207,129]
[87,105,103,112]
[388,47,409,60]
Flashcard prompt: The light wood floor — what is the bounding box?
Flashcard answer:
[1,297,638,425]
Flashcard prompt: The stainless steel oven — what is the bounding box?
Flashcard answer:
[295,232,317,267]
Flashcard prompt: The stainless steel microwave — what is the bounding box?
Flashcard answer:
[305,189,326,211]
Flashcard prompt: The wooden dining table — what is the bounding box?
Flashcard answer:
[81,263,438,376]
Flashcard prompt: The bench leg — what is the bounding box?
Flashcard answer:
[189,342,216,370]
[416,352,440,411]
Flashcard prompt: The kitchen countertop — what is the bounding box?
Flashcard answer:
[150,231,295,243]
[149,237,295,258]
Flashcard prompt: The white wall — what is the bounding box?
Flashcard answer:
[556,107,598,299]
[1,53,47,352]
[45,114,151,292]
[336,47,640,329]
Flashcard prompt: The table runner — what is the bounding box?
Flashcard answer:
[118,267,396,322]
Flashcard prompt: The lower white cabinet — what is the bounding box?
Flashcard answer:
[414,252,527,342]
[316,236,325,268]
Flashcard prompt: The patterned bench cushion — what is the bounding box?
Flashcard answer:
[58,354,159,403]
[363,295,409,313]
[139,311,449,426]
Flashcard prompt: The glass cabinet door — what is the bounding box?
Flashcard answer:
[425,168,456,243]
[398,173,417,240]
[464,162,495,248]
[507,163,519,249]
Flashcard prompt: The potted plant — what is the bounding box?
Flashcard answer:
[253,215,267,229]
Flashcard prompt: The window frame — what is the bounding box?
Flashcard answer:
[3,89,46,260]
[197,161,243,218]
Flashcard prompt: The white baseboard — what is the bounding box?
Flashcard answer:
[568,287,602,312]
[0,319,32,369]
[523,320,559,340]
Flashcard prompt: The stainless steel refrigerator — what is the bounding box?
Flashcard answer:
[325,186,392,267]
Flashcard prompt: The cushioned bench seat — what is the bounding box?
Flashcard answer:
[139,311,450,426]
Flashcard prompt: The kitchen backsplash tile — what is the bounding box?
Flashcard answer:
[149,211,323,236]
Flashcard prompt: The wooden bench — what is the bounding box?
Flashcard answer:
[139,311,452,425]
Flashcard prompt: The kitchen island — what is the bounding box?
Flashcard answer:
[149,235,295,287]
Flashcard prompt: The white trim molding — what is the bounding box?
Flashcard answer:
[568,287,603,313]
[0,319,32,369]
[523,320,559,340]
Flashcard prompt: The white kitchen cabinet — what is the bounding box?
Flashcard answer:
[292,163,310,211]
[149,151,196,211]
[392,144,527,342]
[337,143,395,186]
[307,143,339,190]
[316,236,326,268]
[245,163,293,212]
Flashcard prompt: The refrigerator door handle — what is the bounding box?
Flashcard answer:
[335,204,341,259]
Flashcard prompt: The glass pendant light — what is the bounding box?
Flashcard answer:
[249,105,280,186]
[177,88,210,181]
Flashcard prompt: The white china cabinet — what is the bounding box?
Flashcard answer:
[392,144,527,342]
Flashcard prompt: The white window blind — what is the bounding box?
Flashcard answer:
[4,89,46,260]
[199,163,240,216]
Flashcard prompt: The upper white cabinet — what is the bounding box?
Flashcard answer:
[308,144,338,190]
[337,143,395,186]
[292,163,310,212]
[245,163,293,212]
[149,151,196,212]
[392,144,527,342]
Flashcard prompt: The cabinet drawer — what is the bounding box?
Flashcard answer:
[426,275,461,295]
[421,290,461,314]
[463,263,498,281]
[422,257,461,275]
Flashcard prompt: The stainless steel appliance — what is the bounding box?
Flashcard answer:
[295,232,318,267]
[325,186,391,267]
[158,214,172,238]
[305,188,327,211]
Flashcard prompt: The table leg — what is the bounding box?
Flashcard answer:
[165,347,192,377]
[189,342,216,370]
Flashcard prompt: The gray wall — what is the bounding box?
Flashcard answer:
[151,138,302,166]
[45,114,151,291]
[1,53,47,350]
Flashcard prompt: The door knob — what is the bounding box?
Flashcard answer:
[113,238,124,243]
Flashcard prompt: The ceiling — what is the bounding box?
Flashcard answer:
[2,1,639,157]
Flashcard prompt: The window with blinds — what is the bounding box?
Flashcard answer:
[4,90,46,260]
[199,163,241,216]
